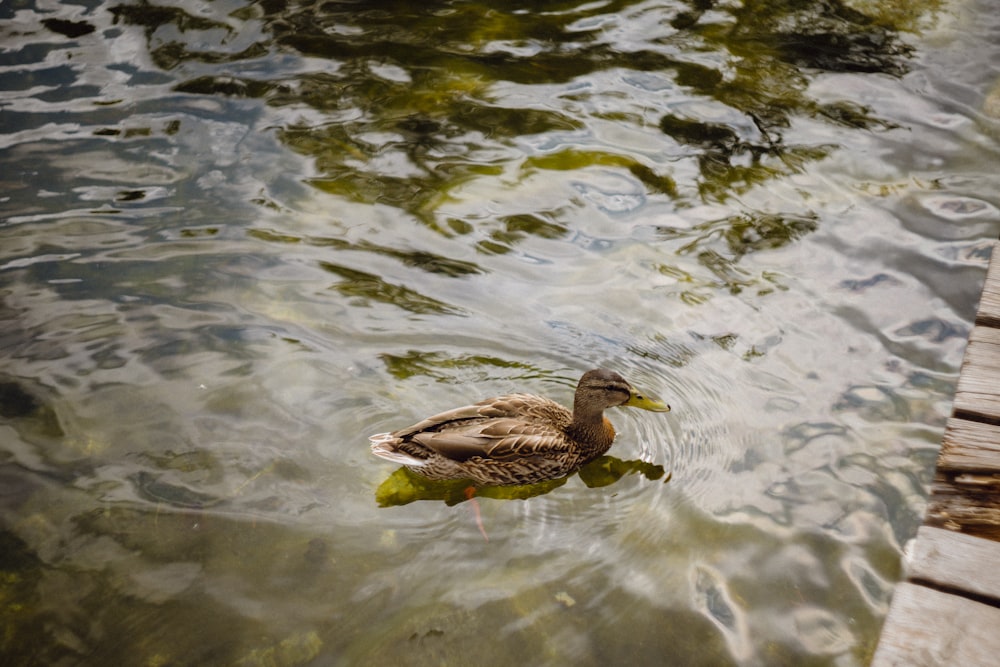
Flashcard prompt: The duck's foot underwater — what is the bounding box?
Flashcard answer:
[464,486,489,542]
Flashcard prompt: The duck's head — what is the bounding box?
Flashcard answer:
[575,368,671,415]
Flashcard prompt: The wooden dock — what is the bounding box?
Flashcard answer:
[872,239,1000,666]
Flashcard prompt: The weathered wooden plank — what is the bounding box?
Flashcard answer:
[976,240,1000,328]
[953,326,1000,421]
[871,582,1000,667]
[925,471,1000,540]
[938,417,1000,472]
[907,525,1000,603]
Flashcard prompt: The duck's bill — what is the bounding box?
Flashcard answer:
[625,389,671,412]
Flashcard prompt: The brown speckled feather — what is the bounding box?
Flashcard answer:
[372,394,590,484]
[403,394,574,460]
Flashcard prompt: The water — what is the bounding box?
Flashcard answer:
[2,0,999,664]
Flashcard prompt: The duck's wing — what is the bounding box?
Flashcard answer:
[393,394,565,436]
[411,418,572,462]
[386,393,572,463]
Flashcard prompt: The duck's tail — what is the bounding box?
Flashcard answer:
[369,433,426,466]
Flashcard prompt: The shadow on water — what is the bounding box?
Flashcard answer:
[375,455,669,507]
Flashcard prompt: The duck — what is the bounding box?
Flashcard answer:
[369,368,670,486]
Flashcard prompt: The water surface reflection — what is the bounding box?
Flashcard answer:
[1,0,999,664]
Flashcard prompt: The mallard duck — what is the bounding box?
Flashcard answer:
[369,368,670,486]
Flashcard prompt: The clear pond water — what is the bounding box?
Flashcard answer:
[2,0,1000,665]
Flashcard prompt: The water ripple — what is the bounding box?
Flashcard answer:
[1,0,997,665]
